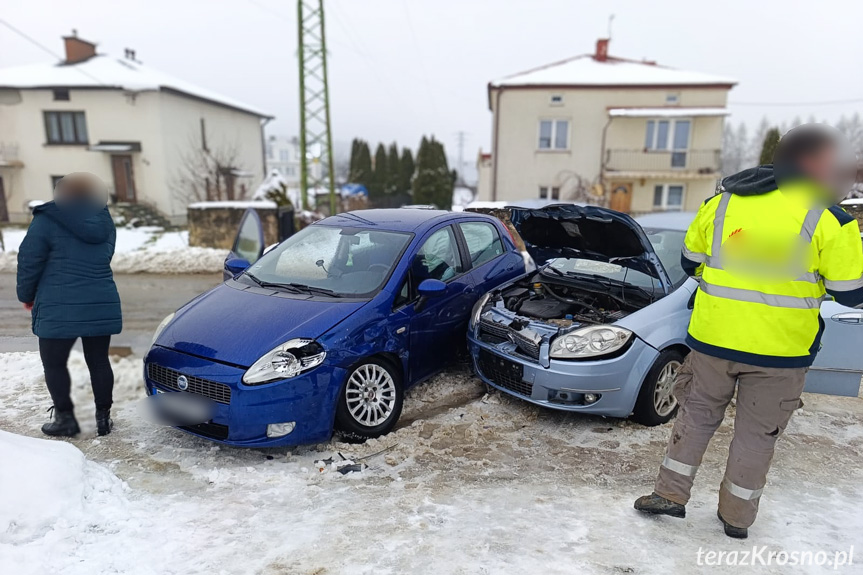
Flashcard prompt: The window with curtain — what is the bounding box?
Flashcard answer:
[44,111,88,144]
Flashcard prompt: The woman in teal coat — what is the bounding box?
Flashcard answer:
[17,173,122,437]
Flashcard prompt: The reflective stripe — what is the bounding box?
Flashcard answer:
[825,277,863,291]
[682,246,707,263]
[661,455,699,477]
[699,280,824,310]
[722,477,763,500]
[795,271,821,284]
[800,209,823,242]
[710,192,732,262]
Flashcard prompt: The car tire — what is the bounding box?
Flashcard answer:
[334,357,404,441]
[630,349,686,427]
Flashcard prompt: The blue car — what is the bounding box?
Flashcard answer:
[468,205,863,426]
[144,208,525,446]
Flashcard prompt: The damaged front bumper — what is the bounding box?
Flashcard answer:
[467,329,659,417]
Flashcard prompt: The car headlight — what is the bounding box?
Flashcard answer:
[150,312,175,347]
[549,325,632,359]
[243,338,327,385]
[469,294,491,331]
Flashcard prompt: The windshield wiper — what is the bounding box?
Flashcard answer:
[285,283,343,298]
[565,272,656,300]
[244,273,304,293]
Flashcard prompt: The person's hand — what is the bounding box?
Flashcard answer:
[23,302,33,311]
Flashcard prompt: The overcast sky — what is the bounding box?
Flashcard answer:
[3,0,863,178]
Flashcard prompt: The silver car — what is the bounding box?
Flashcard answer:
[467,205,863,425]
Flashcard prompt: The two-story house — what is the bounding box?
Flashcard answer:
[478,39,737,213]
[265,135,302,185]
[0,34,272,224]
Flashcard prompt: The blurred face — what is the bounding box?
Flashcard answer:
[54,173,109,206]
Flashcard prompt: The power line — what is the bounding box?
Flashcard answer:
[0,18,107,86]
[729,97,863,107]
[400,0,438,121]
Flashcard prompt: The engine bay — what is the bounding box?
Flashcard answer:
[496,271,647,328]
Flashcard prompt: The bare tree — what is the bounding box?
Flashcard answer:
[171,133,251,205]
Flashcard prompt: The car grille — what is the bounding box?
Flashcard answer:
[179,421,229,441]
[479,318,541,360]
[147,364,232,405]
[478,350,533,398]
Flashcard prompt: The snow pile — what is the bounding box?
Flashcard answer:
[0,430,128,546]
[0,226,224,274]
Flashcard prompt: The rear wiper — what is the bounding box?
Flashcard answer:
[285,283,343,298]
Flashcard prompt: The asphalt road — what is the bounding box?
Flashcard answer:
[0,273,222,355]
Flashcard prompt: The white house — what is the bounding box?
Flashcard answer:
[265,135,301,185]
[0,34,273,224]
[479,39,737,213]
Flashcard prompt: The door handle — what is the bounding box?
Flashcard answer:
[465,287,475,294]
[396,326,406,334]
[831,311,863,324]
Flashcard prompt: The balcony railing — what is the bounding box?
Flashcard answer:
[605,148,720,174]
[0,143,20,166]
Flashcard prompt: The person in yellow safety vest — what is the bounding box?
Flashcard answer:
[635,124,863,539]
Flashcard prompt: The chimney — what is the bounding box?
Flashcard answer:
[62,32,97,64]
[595,38,609,62]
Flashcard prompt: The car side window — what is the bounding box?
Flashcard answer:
[459,222,504,268]
[413,226,463,283]
[393,274,411,308]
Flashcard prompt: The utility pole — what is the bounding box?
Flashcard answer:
[297,0,337,214]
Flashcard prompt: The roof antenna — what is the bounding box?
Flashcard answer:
[607,14,615,40]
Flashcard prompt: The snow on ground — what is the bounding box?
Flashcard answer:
[0,226,224,274]
[1,351,862,574]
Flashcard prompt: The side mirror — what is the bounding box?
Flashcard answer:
[225,257,251,277]
[417,278,447,298]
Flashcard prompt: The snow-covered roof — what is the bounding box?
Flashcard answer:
[0,55,272,118]
[491,54,736,88]
[608,107,730,118]
[188,200,277,209]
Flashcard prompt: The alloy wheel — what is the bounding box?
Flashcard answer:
[653,360,681,417]
[345,363,397,428]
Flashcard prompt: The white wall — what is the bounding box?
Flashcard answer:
[482,85,730,209]
[0,87,265,224]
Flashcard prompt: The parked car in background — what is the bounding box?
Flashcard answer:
[468,206,863,426]
[145,208,525,446]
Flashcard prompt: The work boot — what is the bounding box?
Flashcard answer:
[96,408,113,436]
[717,510,748,539]
[41,407,80,437]
[634,492,686,518]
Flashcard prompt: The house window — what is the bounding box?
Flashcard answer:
[665,93,680,104]
[645,119,691,167]
[550,94,564,106]
[52,89,70,101]
[539,186,560,200]
[538,119,569,150]
[280,149,290,162]
[653,184,685,211]
[44,111,88,144]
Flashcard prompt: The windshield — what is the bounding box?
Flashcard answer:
[545,227,687,292]
[240,225,412,297]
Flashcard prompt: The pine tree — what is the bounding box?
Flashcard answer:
[349,138,360,180]
[386,142,400,195]
[399,147,415,194]
[759,128,781,165]
[412,136,453,209]
[350,140,372,190]
[371,143,388,198]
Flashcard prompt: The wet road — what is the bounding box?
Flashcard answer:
[0,273,222,355]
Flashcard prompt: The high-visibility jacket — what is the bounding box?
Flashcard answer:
[682,175,863,368]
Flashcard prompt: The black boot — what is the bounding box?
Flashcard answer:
[96,408,113,436]
[634,492,686,518]
[41,407,80,437]
[717,510,748,539]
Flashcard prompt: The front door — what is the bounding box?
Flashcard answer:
[111,155,136,202]
[407,225,475,382]
[610,183,633,213]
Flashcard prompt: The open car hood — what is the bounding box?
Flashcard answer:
[509,204,671,290]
